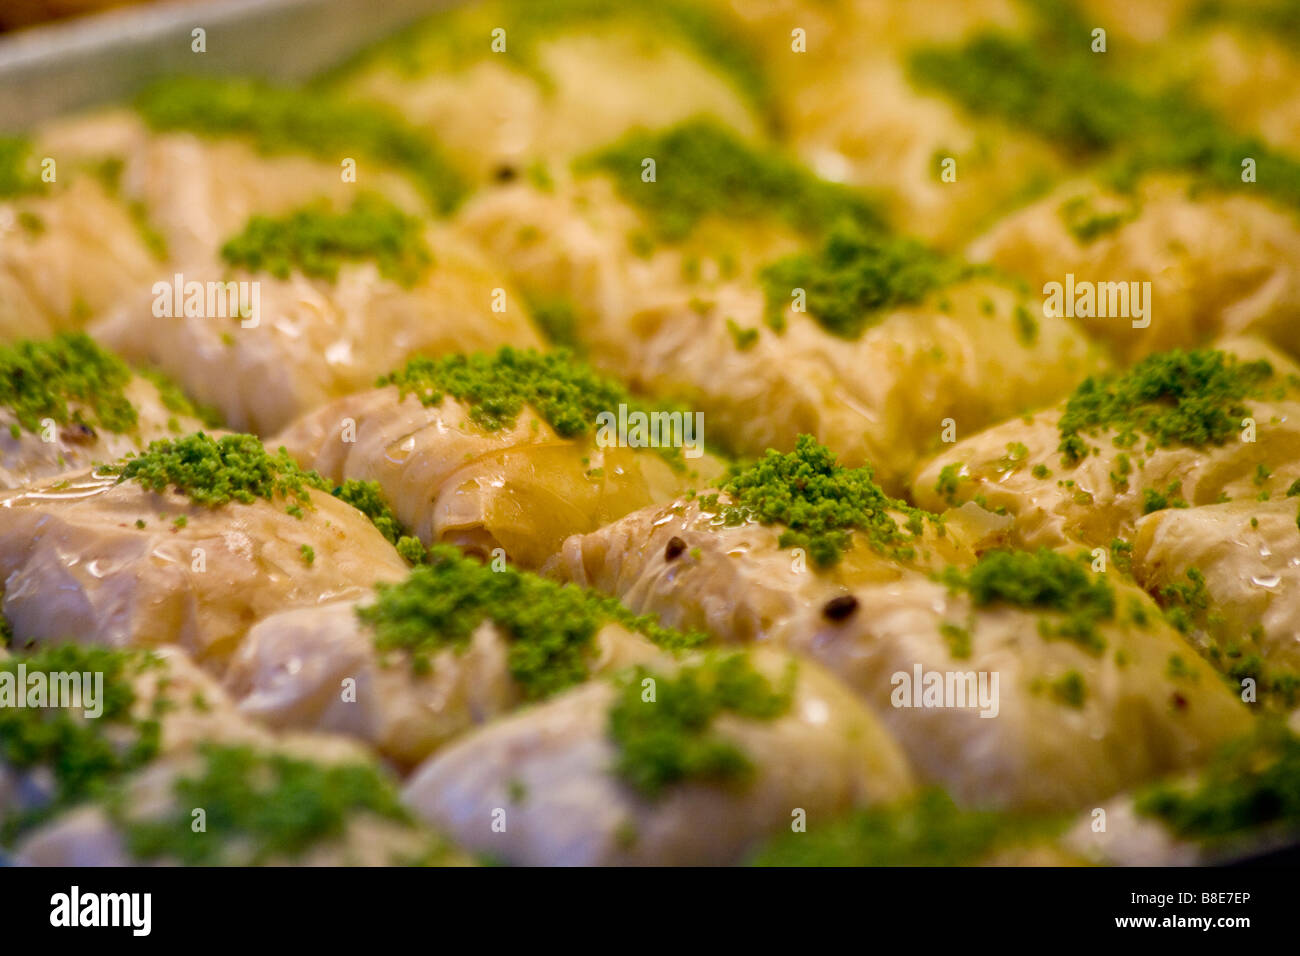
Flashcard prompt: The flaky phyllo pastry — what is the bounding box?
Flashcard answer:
[5,0,1300,867]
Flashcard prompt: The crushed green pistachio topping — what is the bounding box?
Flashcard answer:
[326,485,428,566]
[933,463,967,506]
[347,0,778,132]
[221,195,430,286]
[1110,538,1134,575]
[1225,653,1300,710]
[0,136,45,199]
[1142,481,1190,515]
[0,645,162,844]
[1059,194,1135,243]
[940,622,973,659]
[910,33,1146,157]
[1152,568,1300,707]
[108,432,329,512]
[1135,726,1300,841]
[331,479,403,544]
[751,788,1062,866]
[376,347,631,438]
[395,536,430,565]
[357,545,705,699]
[1191,0,1300,52]
[711,435,941,567]
[581,119,883,243]
[608,652,793,798]
[909,30,1300,209]
[1015,304,1040,346]
[527,297,583,352]
[943,549,1114,653]
[138,367,223,429]
[1057,349,1272,465]
[0,334,138,436]
[1159,567,1210,635]
[116,744,410,865]
[134,76,465,212]
[82,153,170,261]
[760,219,986,338]
[1049,670,1087,708]
[726,318,760,351]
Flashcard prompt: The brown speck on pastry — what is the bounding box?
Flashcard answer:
[823,595,859,621]
[59,422,97,444]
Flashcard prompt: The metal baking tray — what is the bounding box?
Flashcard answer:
[0,0,459,131]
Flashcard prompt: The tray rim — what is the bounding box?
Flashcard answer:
[0,0,458,131]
